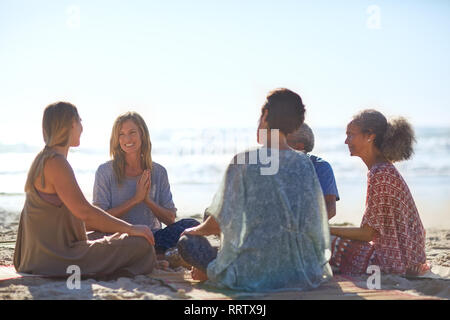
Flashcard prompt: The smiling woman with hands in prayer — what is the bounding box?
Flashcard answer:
[89,111,199,258]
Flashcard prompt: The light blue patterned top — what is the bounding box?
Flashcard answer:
[93,161,176,233]
[206,148,332,292]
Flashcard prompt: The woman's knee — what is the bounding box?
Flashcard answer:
[177,235,214,256]
[176,234,204,257]
[176,235,191,253]
[176,235,216,271]
[124,235,155,254]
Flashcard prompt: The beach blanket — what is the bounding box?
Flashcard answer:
[0,265,441,300]
[149,270,442,300]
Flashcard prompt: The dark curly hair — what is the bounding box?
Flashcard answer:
[351,109,416,162]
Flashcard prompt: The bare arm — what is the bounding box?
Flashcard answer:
[105,198,140,218]
[143,170,176,226]
[324,195,336,220]
[329,224,376,242]
[144,198,176,226]
[85,197,138,231]
[99,169,150,219]
[92,169,176,226]
[44,157,154,244]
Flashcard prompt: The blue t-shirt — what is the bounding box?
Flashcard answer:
[308,154,340,201]
[93,161,176,232]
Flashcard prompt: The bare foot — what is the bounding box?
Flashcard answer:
[191,267,208,281]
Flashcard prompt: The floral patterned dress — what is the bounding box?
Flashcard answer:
[330,162,429,276]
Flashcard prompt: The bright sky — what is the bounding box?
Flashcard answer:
[1,0,449,148]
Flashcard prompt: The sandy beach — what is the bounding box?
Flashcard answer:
[0,208,449,300]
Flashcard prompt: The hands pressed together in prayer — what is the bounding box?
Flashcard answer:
[134,169,151,204]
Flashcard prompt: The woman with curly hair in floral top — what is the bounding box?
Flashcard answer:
[330,109,429,276]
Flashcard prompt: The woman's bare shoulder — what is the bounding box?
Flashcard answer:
[42,154,76,186]
[45,154,71,170]
[34,155,71,193]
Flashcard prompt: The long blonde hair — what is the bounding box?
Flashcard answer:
[24,102,80,193]
[110,112,153,184]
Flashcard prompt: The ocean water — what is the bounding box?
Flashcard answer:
[1,127,449,228]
